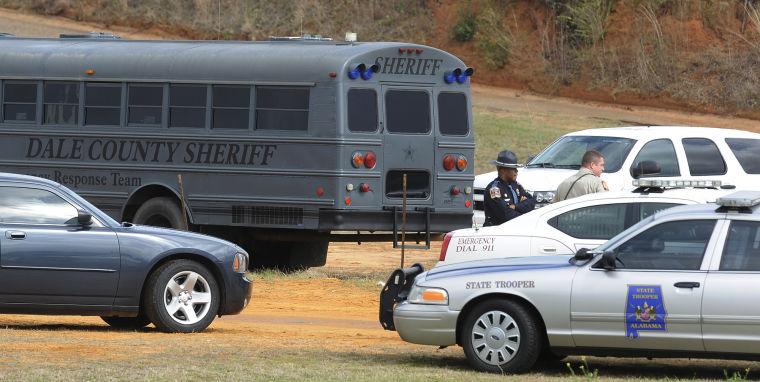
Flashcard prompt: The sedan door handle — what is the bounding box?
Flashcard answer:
[6,231,26,240]
[541,246,556,253]
[674,281,700,289]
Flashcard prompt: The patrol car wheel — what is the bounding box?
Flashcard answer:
[133,197,186,229]
[100,314,151,330]
[462,300,541,373]
[143,259,220,333]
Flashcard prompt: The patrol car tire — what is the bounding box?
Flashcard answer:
[100,314,152,330]
[133,197,186,230]
[143,259,220,333]
[461,300,541,374]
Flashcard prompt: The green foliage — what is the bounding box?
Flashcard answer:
[724,368,751,381]
[451,4,477,42]
[559,0,613,46]
[566,356,599,379]
[474,5,512,69]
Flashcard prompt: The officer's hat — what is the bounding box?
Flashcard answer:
[491,150,521,168]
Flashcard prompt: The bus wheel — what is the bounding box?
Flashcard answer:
[133,197,185,229]
[287,240,329,270]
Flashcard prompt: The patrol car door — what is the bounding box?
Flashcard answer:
[381,86,435,207]
[570,219,719,351]
[0,185,119,309]
[702,219,760,355]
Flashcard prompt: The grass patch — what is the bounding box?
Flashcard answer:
[473,108,623,174]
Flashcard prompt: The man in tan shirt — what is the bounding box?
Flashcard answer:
[554,150,608,202]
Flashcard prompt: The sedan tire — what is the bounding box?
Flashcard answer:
[461,300,541,373]
[143,259,220,333]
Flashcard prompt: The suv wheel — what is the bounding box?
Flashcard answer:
[143,260,220,333]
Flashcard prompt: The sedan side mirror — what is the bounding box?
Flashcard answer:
[630,160,661,179]
[600,251,617,271]
[77,210,93,226]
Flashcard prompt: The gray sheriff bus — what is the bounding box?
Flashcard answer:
[0,33,475,268]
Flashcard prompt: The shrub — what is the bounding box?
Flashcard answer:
[475,4,512,69]
[450,4,477,42]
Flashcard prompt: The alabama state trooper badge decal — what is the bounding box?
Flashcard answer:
[489,186,501,198]
[625,285,667,339]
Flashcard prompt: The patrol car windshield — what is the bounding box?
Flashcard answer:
[527,136,636,173]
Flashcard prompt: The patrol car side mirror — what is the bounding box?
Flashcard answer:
[630,160,661,179]
[77,210,93,226]
[600,251,617,271]
[573,248,593,261]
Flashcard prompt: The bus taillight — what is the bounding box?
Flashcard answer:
[443,155,455,171]
[364,151,376,169]
[439,232,453,261]
[450,186,460,196]
[456,155,467,171]
[351,152,364,168]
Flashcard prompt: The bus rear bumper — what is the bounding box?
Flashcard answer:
[318,209,472,232]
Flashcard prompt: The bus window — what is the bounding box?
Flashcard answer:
[385,90,430,134]
[3,81,37,123]
[170,84,206,128]
[128,84,163,126]
[213,85,249,129]
[44,82,78,125]
[255,86,309,131]
[85,82,121,126]
[347,89,378,133]
[438,92,468,136]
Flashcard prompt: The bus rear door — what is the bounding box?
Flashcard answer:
[381,85,434,209]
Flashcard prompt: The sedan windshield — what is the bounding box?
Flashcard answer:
[527,136,636,173]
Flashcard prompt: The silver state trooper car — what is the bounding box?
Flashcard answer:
[380,191,760,373]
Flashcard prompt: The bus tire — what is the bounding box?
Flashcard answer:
[287,240,329,269]
[133,197,185,229]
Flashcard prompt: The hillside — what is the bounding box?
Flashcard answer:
[1,0,759,120]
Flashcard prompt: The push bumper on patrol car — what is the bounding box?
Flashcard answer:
[379,263,459,346]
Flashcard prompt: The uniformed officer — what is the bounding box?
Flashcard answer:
[483,150,536,227]
[554,150,608,202]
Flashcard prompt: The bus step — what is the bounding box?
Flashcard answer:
[384,206,432,250]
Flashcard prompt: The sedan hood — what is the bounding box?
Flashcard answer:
[426,255,574,281]
[474,168,577,192]
[118,224,242,252]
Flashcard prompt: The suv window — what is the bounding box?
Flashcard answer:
[385,90,430,134]
[682,138,726,176]
[0,187,78,225]
[347,89,377,133]
[3,81,37,123]
[726,138,760,174]
[611,219,715,270]
[720,221,760,271]
[438,92,468,136]
[639,202,681,220]
[630,139,680,177]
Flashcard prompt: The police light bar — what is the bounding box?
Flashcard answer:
[716,191,760,208]
[632,179,723,188]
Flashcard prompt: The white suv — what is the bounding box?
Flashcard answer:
[440,184,731,266]
[473,126,760,224]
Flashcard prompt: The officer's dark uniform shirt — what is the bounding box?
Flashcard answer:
[483,177,536,226]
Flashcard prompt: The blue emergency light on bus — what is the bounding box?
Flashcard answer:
[348,63,379,80]
[444,67,474,84]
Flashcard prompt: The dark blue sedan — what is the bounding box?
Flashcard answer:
[0,173,252,332]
